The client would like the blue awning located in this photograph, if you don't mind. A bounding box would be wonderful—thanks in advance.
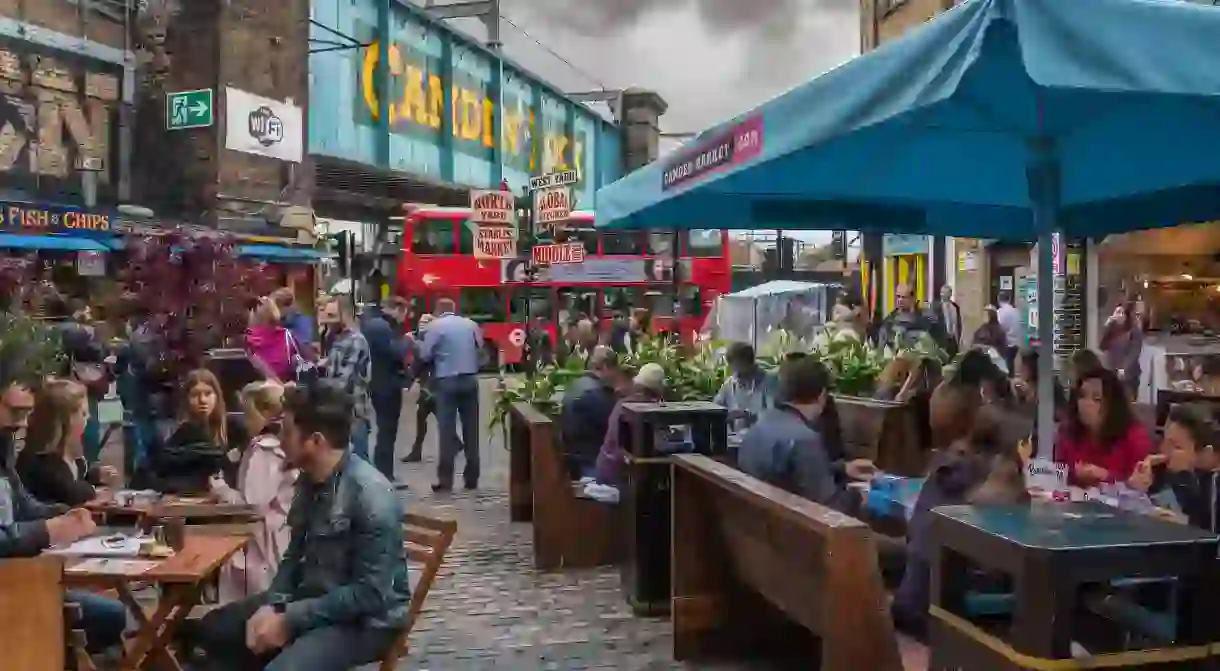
[0,233,109,252]
[236,244,324,262]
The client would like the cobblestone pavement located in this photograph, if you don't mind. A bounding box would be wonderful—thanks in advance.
[385,379,754,670]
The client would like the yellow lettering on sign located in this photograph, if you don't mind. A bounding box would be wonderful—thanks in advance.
[361,41,585,180]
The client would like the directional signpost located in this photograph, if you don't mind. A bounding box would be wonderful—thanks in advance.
[530,169,578,236]
[166,89,214,131]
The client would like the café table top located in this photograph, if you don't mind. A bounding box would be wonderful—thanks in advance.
[62,533,249,585]
[934,502,1220,551]
[87,493,258,520]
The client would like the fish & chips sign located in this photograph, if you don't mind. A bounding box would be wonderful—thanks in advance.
[470,189,516,259]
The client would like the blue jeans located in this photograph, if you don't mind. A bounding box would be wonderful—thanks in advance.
[433,374,480,487]
[65,590,127,651]
[193,593,397,671]
[350,418,370,461]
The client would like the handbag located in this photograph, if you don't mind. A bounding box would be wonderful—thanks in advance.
[285,330,318,384]
[71,361,110,395]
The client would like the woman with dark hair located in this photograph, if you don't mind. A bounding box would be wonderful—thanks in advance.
[1012,347,1066,409]
[1101,300,1144,398]
[971,306,1008,352]
[1056,367,1152,486]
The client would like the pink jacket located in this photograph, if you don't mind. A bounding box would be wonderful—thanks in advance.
[211,433,297,602]
[245,324,294,382]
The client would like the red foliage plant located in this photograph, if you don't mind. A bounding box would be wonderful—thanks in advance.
[120,233,278,380]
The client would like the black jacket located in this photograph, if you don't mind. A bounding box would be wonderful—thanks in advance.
[1150,468,1219,533]
[16,451,100,507]
[135,420,230,494]
[558,373,618,476]
[362,309,411,395]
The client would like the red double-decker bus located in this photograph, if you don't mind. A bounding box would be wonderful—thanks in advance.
[397,204,731,365]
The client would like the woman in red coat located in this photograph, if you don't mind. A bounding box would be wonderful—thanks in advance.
[1056,366,1152,485]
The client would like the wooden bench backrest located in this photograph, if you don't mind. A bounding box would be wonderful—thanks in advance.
[0,556,67,671]
[512,401,624,570]
[378,512,458,671]
[671,455,902,671]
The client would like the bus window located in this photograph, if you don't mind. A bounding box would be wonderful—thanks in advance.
[509,287,552,323]
[681,286,703,317]
[603,287,643,315]
[602,231,643,256]
[558,288,599,322]
[557,227,598,255]
[647,232,676,256]
[412,218,457,255]
[455,217,478,255]
[649,292,674,318]
[460,288,506,323]
[684,229,722,258]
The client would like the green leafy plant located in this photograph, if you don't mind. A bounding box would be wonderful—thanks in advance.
[0,311,65,388]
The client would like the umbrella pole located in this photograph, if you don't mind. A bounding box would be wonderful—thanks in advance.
[1030,150,1060,461]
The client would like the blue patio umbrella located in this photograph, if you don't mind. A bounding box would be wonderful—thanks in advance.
[595,0,1220,455]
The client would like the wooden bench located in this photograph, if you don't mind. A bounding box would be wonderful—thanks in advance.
[379,513,458,670]
[671,454,903,671]
[0,556,68,671]
[511,402,625,571]
[836,395,928,476]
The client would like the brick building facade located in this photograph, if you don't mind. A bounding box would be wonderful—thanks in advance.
[0,0,312,229]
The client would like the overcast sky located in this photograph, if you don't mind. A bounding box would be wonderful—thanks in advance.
[437,0,860,241]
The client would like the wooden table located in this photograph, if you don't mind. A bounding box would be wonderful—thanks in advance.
[61,533,250,671]
[929,502,1220,669]
[88,494,259,526]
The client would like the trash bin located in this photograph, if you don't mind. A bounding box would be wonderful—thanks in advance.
[618,401,727,616]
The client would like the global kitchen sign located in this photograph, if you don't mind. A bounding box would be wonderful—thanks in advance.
[662,116,764,191]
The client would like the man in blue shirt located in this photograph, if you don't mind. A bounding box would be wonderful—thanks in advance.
[416,297,484,492]
[192,380,409,671]
[737,356,858,511]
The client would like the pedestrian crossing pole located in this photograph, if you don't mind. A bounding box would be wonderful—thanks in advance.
[517,181,538,377]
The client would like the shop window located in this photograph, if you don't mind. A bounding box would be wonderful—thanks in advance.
[602,232,643,256]
[459,288,506,323]
[685,229,722,258]
[509,286,552,323]
[412,218,456,255]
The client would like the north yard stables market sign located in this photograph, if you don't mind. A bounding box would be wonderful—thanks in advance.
[360,41,588,179]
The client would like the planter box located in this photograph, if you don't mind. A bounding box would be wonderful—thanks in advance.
[834,395,928,476]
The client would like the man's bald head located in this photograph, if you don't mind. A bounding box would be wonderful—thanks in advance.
[587,346,618,374]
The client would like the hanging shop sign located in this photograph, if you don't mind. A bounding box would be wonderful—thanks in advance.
[225,88,304,163]
[470,189,517,259]
[0,201,112,233]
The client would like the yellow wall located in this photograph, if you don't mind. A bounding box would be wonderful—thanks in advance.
[883,254,926,313]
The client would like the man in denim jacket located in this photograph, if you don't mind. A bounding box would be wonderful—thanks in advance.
[193,380,410,671]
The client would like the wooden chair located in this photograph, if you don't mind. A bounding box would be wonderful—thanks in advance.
[378,513,458,671]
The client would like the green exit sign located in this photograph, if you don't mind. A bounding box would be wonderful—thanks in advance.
[166,89,214,130]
